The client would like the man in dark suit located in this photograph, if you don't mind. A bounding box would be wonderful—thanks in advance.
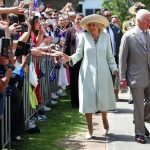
[63,13,84,108]
[101,10,123,101]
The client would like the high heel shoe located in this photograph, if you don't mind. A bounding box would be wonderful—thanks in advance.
[85,132,93,139]
[85,129,93,140]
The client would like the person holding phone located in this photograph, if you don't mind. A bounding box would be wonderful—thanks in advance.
[0,54,14,92]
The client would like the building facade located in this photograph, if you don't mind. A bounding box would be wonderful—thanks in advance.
[78,0,104,16]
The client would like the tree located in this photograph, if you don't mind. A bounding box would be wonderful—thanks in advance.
[102,0,150,23]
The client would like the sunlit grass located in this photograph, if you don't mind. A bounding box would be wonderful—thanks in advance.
[13,89,86,150]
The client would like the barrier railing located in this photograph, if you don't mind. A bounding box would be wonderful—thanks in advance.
[0,55,59,149]
[1,96,11,149]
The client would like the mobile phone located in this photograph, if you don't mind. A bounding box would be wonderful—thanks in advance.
[15,41,31,56]
[8,14,18,25]
[21,23,28,32]
[18,14,25,23]
[0,38,10,57]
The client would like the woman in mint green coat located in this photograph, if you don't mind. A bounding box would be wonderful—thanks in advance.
[60,14,119,139]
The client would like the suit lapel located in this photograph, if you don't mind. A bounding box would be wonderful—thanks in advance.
[147,30,150,51]
[71,28,76,40]
[134,28,147,51]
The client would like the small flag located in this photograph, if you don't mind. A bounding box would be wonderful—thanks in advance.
[33,0,39,10]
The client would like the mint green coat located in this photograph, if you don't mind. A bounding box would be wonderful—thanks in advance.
[70,31,117,113]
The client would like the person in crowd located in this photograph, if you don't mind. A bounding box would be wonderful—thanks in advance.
[111,15,121,28]
[68,11,76,26]
[63,13,84,108]
[122,20,133,33]
[63,14,72,29]
[128,2,146,28]
[0,54,14,113]
[29,15,47,108]
[59,14,118,139]
[119,9,150,144]
[0,52,14,149]
[0,26,30,141]
[60,1,75,15]
[101,9,123,101]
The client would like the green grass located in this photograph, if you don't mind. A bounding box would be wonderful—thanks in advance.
[13,90,86,150]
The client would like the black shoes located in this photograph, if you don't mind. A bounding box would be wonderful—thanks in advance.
[26,126,40,134]
[95,111,101,114]
[128,99,133,104]
[145,125,150,137]
[135,135,146,144]
[133,121,150,137]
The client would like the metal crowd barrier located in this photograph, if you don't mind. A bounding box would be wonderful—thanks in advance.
[1,96,11,150]
[39,56,59,103]
[0,55,60,149]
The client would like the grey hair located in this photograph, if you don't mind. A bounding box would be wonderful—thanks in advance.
[136,9,150,22]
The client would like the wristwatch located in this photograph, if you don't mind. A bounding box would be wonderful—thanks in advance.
[7,64,15,70]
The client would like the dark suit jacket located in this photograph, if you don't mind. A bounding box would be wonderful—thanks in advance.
[63,27,76,56]
[0,28,5,38]
[109,23,123,64]
[63,27,82,108]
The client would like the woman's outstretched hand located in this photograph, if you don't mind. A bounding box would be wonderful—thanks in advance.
[60,53,72,64]
[51,51,72,64]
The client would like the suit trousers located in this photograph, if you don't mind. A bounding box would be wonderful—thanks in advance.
[131,84,150,136]
[69,60,82,108]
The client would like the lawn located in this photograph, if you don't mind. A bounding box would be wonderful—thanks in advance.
[12,90,86,150]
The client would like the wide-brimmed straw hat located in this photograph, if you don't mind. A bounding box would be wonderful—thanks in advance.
[80,14,109,31]
[128,2,146,15]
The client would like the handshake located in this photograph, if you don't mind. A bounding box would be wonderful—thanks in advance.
[53,51,71,64]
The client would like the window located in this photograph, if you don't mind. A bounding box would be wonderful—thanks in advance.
[85,9,94,15]
[77,4,83,13]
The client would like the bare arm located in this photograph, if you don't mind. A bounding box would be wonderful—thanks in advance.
[0,68,13,92]
[0,55,14,92]
[0,7,24,15]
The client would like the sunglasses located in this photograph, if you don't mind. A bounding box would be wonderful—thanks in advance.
[105,14,111,17]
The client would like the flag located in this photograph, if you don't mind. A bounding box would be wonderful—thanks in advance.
[33,0,39,10]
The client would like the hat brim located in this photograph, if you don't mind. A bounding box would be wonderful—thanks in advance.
[80,14,109,31]
[128,5,136,15]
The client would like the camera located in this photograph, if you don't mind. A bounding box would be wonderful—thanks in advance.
[15,41,31,56]
[0,38,11,57]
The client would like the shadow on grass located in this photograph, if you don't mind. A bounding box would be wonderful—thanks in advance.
[13,90,87,150]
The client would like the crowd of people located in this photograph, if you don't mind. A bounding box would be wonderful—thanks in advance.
[0,0,79,147]
[0,0,150,148]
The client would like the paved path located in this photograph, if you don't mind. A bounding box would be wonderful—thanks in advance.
[69,90,150,150]
[106,91,150,150]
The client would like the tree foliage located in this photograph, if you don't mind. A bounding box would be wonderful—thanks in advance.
[102,0,150,22]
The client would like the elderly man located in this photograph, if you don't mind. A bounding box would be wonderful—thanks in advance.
[119,9,150,144]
